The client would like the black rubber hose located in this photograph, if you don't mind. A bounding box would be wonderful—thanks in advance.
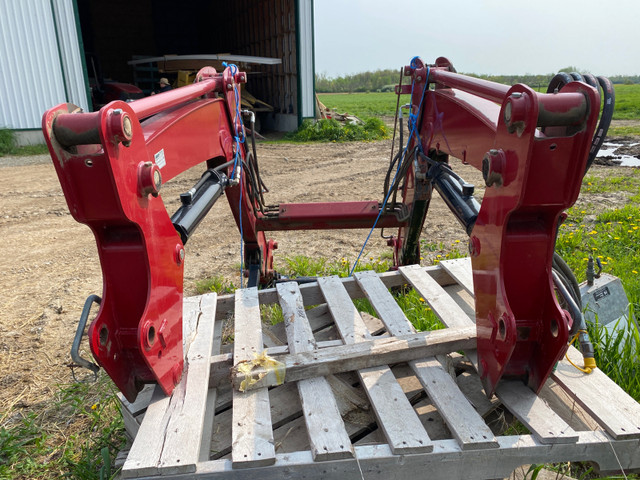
[546,72,573,93]
[581,73,599,88]
[569,72,584,82]
[553,251,582,309]
[585,75,615,172]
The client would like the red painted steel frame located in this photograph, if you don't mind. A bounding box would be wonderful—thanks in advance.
[43,57,599,401]
[404,57,599,394]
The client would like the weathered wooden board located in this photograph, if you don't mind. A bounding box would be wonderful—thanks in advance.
[230,325,476,390]
[214,265,457,319]
[277,282,353,461]
[120,262,640,480]
[231,288,276,468]
[122,294,218,477]
[411,262,579,447]
[495,381,578,444]
[552,346,640,439]
[439,257,474,295]
[354,269,498,450]
[318,275,433,454]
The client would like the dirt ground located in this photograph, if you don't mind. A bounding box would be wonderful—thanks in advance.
[0,127,637,420]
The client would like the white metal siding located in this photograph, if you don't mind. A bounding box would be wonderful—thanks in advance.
[52,0,89,113]
[298,0,314,119]
[0,0,88,130]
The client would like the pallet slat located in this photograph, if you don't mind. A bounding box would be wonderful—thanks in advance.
[120,262,640,479]
[440,257,474,295]
[354,270,499,450]
[552,346,640,439]
[229,325,476,390]
[318,275,433,454]
[232,288,276,468]
[277,282,353,461]
[122,294,217,477]
[159,294,219,473]
[495,381,579,444]
[403,264,579,446]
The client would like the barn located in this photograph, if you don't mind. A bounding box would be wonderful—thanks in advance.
[0,0,315,145]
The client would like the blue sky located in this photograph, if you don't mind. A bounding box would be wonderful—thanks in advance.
[314,0,640,77]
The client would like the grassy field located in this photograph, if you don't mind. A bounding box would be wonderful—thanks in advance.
[318,83,640,123]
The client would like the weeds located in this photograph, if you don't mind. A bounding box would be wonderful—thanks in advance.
[608,125,640,137]
[196,275,236,295]
[284,118,388,142]
[0,129,17,155]
[0,128,49,157]
[0,374,125,479]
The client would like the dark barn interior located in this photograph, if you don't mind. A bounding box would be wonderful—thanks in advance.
[76,0,300,124]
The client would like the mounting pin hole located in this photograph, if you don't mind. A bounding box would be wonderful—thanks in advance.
[550,319,559,338]
[147,325,156,346]
[99,326,108,346]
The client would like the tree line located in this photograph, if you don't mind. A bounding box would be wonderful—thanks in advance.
[316,68,640,93]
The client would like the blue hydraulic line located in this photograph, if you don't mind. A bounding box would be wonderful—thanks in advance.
[223,62,247,287]
[349,63,430,276]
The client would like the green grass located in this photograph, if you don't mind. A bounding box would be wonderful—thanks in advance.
[608,125,640,137]
[0,129,49,157]
[556,204,640,400]
[317,92,398,118]
[0,374,125,479]
[0,128,17,155]
[582,170,640,195]
[195,275,236,295]
[612,84,640,120]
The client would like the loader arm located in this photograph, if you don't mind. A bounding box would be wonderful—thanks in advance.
[395,57,601,394]
[42,67,250,401]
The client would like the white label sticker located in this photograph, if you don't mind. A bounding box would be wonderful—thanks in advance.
[154,149,166,169]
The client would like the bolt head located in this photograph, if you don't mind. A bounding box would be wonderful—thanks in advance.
[138,162,162,197]
[174,244,185,265]
[122,115,132,139]
[109,110,133,146]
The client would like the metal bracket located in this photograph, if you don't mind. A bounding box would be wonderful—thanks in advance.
[70,294,102,377]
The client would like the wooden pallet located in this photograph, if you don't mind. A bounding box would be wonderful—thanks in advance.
[118,258,640,479]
